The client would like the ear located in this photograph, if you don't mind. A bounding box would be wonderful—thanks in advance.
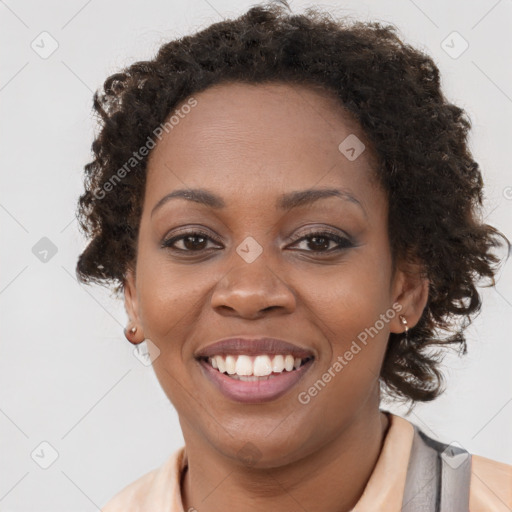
[389,260,429,334]
[123,267,145,344]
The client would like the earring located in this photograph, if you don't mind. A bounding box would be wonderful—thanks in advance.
[399,315,410,345]
[124,325,137,338]
[124,325,143,345]
[399,315,408,334]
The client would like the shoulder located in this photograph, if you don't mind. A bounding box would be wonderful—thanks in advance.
[101,467,160,511]
[388,412,512,511]
[470,454,512,512]
[101,447,186,512]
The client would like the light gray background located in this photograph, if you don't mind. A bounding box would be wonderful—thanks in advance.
[1,0,511,510]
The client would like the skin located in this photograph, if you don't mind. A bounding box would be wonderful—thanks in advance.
[124,81,429,512]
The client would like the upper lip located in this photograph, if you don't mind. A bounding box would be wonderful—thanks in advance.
[195,337,315,359]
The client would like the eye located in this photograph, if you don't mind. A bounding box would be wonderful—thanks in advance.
[288,230,354,254]
[161,229,221,253]
[161,228,354,255]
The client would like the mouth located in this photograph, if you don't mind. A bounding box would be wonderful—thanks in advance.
[199,353,314,380]
[196,351,315,404]
[194,337,316,403]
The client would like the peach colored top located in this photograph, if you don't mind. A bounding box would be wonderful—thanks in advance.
[101,413,512,511]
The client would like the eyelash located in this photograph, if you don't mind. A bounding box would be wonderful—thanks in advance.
[161,228,354,255]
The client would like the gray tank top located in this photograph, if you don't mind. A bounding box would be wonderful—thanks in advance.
[401,423,472,511]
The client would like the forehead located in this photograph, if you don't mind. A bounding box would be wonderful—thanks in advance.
[145,81,380,205]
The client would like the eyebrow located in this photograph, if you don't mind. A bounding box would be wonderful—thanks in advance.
[150,187,367,218]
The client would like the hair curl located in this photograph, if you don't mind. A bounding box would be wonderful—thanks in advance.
[76,1,510,402]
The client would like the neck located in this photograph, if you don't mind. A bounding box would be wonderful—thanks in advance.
[181,407,390,512]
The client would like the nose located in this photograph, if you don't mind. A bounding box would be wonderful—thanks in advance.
[210,257,296,319]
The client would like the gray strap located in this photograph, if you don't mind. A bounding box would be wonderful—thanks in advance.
[401,425,472,512]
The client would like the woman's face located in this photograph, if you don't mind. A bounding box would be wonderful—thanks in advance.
[124,81,426,467]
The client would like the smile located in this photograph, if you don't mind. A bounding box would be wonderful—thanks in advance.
[203,353,313,378]
[197,354,315,403]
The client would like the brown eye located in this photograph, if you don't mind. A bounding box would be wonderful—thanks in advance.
[161,231,220,253]
[289,230,354,253]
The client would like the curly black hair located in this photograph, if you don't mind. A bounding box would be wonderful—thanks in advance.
[75,1,510,403]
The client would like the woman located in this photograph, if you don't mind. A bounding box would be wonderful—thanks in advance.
[75,3,511,511]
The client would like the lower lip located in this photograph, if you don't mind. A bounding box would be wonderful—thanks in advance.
[197,358,314,404]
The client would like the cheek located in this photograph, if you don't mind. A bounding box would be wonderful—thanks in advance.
[138,273,203,346]
[135,239,204,347]
[294,250,393,388]
[298,253,392,335]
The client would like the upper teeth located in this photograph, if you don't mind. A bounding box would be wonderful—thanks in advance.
[207,354,307,377]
